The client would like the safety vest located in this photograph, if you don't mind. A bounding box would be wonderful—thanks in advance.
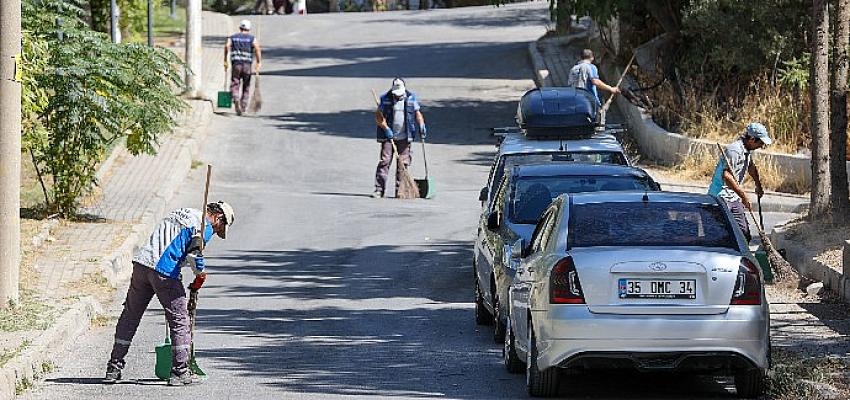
[376,91,418,141]
[230,33,255,65]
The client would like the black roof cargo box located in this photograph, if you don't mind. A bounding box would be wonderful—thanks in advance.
[516,87,598,137]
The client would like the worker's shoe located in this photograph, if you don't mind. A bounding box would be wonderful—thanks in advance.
[167,371,203,386]
[103,365,122,384]
[370,190,384,198]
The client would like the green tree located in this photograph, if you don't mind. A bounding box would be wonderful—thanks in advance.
[22,0,186,216]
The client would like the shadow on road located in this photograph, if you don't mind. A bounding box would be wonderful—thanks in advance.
[262,98,518,149]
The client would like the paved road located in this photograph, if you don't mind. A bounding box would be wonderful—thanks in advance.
[22,4,796,399]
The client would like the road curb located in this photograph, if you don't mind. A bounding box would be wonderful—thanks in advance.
[0,297,101,400]
[771,227,850,301]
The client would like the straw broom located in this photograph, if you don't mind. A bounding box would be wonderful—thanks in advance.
[371,89,420,199]
[248,72,262,113]
[715,143,797,283]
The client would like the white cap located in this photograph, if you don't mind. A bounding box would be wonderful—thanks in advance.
[209,201,235,239]
[390,78,406,96]
[239,19,251,30]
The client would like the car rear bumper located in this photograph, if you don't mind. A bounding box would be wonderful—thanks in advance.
[532,305,769,371]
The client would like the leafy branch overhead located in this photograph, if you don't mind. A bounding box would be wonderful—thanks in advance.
[21,0,187,217]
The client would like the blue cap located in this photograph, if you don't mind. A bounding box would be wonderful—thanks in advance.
[745,122,772,145]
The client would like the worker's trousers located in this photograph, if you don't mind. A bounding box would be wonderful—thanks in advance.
[108,263,192,375]
[230,63,253,112]
[374,139,411,196]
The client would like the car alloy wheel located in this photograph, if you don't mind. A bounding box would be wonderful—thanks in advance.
[493,295,506,343]
[474,278,491,326]
[503,316,524,373]
[526,322,559,397]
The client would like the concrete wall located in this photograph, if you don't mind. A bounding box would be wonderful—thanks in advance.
[602,65,850,193]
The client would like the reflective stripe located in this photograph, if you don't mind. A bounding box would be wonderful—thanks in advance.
[114,338,132,346]
[172,344,191,350]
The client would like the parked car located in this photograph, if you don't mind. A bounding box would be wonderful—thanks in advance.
[473,163,661,343]
[478,131,630,211]
[504,191,770,398]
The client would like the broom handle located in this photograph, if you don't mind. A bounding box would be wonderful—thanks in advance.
[199,165,212,252]
[600,53,636,113]
[420,137,429,178]
[715,143,764,232]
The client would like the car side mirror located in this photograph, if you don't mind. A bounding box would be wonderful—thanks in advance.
[510,240,523,259]
[486,211,502,232]
[479,187,488,202]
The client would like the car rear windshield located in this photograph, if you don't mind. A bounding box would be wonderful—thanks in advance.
[509,176,655,224]
[568,202,739,249]
[493,152,628,190]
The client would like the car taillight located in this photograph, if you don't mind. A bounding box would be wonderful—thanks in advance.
[550,256,585,304]
[731,258,762,305]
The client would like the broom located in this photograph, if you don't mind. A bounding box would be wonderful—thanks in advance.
[599,53,636,125]
[248,72,262,113]
[248,19,262,114]
[371,89,420,199]
[715,143,797,283]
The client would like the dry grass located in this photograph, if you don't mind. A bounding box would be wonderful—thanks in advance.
[641,75,813,156]
[767,349,849,400]
[64,272,115,304]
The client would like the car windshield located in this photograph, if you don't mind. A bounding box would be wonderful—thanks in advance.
[508,176,654,224]
[568,202,739,249]
[493,152,628,191]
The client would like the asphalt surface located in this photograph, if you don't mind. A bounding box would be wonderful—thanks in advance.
[22,4,798,399]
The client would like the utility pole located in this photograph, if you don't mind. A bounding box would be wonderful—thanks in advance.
[185,0,202,97]
[147,0,154,46]
[110,0,120,43]
[0,0,22,306]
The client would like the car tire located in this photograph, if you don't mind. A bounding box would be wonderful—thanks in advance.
[493,295,506,343]
[503,316,525,373]
[527,323,559,397]
[475,278,492,326]
[734,369,765,398]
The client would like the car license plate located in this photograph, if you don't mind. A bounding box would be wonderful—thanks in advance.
[618,279,696,299]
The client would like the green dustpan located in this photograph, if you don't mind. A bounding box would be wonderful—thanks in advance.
[155,312,206,380]
[416,138,435,199]
[154,340,207,379]
[217,66,232,108]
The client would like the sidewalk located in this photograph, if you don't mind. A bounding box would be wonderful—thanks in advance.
[0,12,235,399]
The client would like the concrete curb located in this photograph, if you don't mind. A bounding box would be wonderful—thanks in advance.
[771,228,850,302]
[100,99,213,287]
[0,297,101,399]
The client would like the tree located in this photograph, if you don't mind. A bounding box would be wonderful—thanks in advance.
[551,0,571,34]
[810,0,831,217]
[829,0,850,220]
[23,0,186,216]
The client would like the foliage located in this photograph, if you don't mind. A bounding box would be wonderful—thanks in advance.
[678,0,809,88]
[777,54,810,92]
[22,0,186,217]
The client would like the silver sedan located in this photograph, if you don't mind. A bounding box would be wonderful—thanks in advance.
[504,191,770,398]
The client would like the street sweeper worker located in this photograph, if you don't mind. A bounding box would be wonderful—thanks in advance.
[708,122,772,242]
[372,77,427,198]
[104,201,235,386]
[224,19,262,116]
[567,48,620,105]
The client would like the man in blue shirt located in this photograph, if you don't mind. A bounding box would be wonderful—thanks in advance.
[104,201,235,386]
[567,49,621,105]
[372,78,427,198]
[708,122,772,242]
